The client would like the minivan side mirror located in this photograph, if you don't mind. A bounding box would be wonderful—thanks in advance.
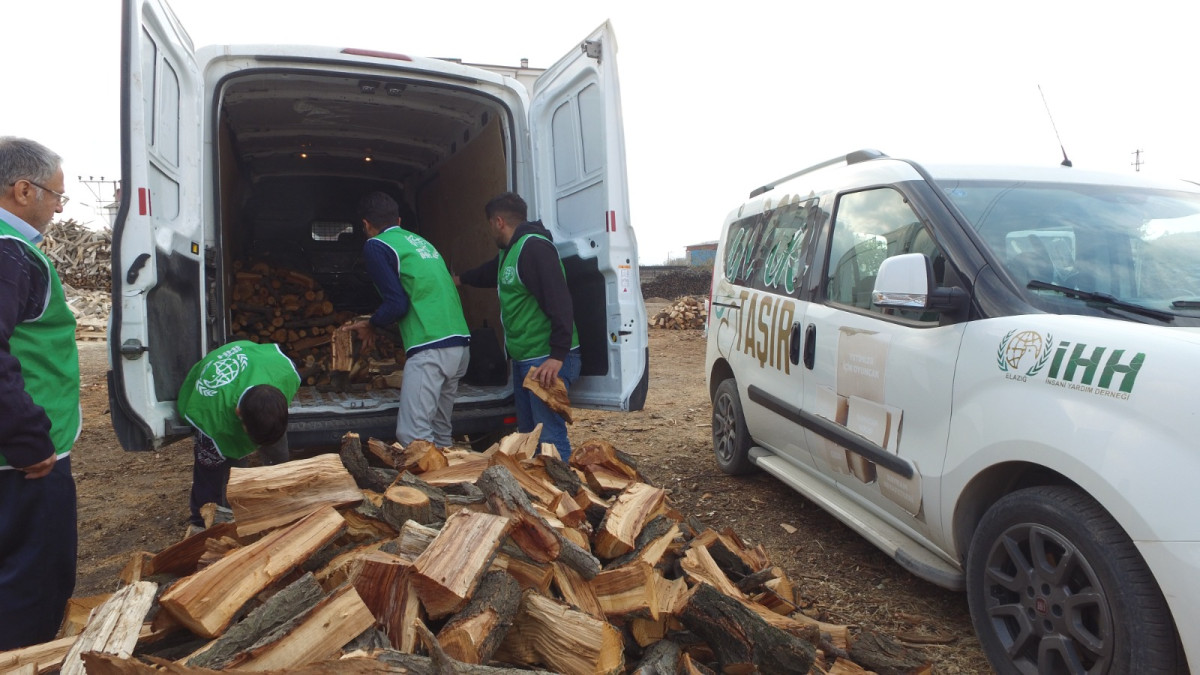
[873,253,967,313]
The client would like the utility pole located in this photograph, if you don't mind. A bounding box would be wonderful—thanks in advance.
[78,176,121,227]
[1131,149,1143,173]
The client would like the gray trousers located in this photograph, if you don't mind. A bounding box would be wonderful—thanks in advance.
[397,344,469,447]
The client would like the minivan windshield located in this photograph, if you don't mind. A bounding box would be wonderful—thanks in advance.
[938,179,1200,322]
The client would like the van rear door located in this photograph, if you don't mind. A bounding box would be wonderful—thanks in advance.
[110,0,203,450]
[530,21,648,411]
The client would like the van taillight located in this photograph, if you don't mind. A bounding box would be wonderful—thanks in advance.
[341,48,413,62]
[503,416,517,426]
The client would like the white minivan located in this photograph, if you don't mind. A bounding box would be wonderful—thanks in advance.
[109,0,648,452]
[706,150,1198,673]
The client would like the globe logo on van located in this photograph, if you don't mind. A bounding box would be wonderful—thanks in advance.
[997,329,1053,377]
[196,349,249,397]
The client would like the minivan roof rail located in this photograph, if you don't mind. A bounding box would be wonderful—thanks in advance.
[749,149,887,198]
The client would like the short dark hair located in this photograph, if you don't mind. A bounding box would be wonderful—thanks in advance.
[240,384,289,446]
[358,191,400,228]
[484,192,527,223]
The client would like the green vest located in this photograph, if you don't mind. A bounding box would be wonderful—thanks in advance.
[177,341,300,459]
[497,233,579,361]
[0,219,81,467]
[374,228,468,353]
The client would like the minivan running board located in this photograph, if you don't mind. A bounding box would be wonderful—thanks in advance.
[749,447,964,591]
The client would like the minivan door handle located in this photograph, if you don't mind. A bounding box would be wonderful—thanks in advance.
[803,323,817,370]
[789,322,803,365]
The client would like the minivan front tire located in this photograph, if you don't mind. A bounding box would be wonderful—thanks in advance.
[966,486,1182,674]
[712,378,755,475]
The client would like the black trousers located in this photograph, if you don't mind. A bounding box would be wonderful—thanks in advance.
[0,456,76,650]
[189,432,289,526]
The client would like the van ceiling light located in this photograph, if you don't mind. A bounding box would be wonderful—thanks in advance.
[359,80,380,95]
[299,152,308,159]
[385,82,406,97]
[364,156,373,162]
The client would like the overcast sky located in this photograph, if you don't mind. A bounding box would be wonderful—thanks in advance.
[5,0,1197,263]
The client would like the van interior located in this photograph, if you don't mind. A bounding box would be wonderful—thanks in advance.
[211,69,523,419]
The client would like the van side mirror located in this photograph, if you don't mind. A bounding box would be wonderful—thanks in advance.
[872,253,967,313]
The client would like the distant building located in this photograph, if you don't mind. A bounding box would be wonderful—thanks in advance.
[686,241,718,266]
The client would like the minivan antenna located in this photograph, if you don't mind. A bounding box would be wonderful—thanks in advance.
[1038,84,1072,167]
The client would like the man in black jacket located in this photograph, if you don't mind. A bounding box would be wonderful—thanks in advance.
[456,193,581,459]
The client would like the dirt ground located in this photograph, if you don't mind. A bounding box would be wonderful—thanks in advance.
[71,305,990,672]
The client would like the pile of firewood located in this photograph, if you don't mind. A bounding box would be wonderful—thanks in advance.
[63,284,111,341]
[650,296,707,330]
[229,260,400,389]
[2,429,932,674]
[41,219,112,293]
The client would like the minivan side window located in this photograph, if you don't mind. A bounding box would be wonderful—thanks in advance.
[826,187,945,321]
[723,198,815,298]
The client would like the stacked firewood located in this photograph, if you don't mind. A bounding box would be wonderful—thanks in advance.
[229,260,399,389]
[63,284,111,341]
[651,296,707,330]
[2,429,932,674]
[40,219,112,293]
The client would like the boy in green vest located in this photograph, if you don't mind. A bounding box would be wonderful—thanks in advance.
[0,137,81,649]
[456,192,581,460]
[344,192,470,447]
[177,341,300,528]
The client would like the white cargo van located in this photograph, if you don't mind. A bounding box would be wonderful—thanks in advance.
[706,150,1199,673]
[109,0,648,452]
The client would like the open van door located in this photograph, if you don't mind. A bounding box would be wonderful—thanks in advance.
[530,21,648,411]
[109,0,204,450]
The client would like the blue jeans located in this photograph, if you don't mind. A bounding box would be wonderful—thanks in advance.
[512,349,581,461]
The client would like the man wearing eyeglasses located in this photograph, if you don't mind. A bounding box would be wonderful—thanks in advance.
[0,136,80,649]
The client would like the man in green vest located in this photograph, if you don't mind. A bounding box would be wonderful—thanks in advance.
[456,192,581,460]
[178,340,300,529]
[0,137,81,649]
[344,192,470,448]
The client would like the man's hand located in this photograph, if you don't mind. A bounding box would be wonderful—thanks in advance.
[20,453,56,480]
[343,319,377,351]
[530,358,563,388]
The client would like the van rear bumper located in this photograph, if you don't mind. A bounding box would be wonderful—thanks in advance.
[283,401,517,451]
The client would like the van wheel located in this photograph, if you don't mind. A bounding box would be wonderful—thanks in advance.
[712,379,755,475]
[966,486,1182,675]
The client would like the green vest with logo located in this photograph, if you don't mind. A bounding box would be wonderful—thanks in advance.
[497,233,579,361]
[374,228,469,353]
[0,219,82,467]
[177,341,300,460]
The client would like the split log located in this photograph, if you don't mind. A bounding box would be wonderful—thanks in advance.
[570,438,642,482]
[226,453,362,537]
[331,327,354,372]
[630,639,683,675]
[676,582,816,674]
[232,584,376,671]
[594,482,666,559]
[59,581,157,675]
[410,509,515,619]
[476,465,601,580]
[339,432,395,493]
[0,636,75,673]
[143,522,241,578]
[187,572,325,669]
[551,562,605,620]
[680,545,745,600]
[590,561,659,621]
[847,630,934,675]
[395,519,440,560]
[489,449,561,506]
[605,515,679,569]
[495,590,624,675]
[537,454,584,496]
[494,425,542,459]
[436,569,521,664]
[61,594,111,637]
[159,506,346,638]
[736,565,785,595]
[416,454,491,487]
[492,552,555,594]
[352,553,422,653]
